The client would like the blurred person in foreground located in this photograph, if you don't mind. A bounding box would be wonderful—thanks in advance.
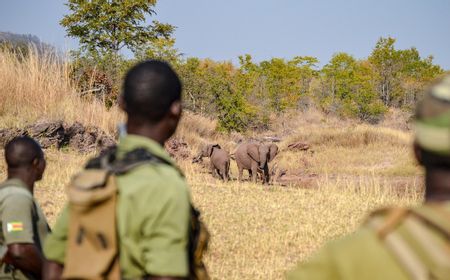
[43,60,209,280]
[0,136,49,279]
[287,75,450,280]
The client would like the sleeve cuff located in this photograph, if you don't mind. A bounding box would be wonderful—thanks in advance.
[144,249,189,277]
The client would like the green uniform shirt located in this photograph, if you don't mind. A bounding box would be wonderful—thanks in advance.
[287,202,450,280]
[0,178,50,279]
[44,135,191,279]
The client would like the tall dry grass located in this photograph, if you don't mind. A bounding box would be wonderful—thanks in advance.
[0,148,421,280]
[0,47,123,133]
[182,163,421,279]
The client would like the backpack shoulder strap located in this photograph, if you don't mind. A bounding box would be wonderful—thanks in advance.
[111,148,173,175]
[410,204,450,238]
[368,207,409,239]
[367,205,450,280]
[85,146,175,175]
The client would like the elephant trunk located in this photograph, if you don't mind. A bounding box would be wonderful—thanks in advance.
[192,153,202,163]
[259,153,267,170]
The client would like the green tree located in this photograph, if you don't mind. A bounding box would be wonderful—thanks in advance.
[368,37,443,107]
[135,37,182,66]
[210,65,255,133]
[256,56,318,113]
[61,0,175,105]
[368,37,401,106]
[61,0,174,56]
[321,53,386,122]
[396,47,443,107]
[236,54,263,107]
[177,58,215,114]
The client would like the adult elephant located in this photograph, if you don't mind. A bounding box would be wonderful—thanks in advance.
[234,142,279,184]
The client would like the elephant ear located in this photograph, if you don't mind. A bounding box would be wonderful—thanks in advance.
[206,144,214,157]
[247,143,260,162]
[268,144,279,162]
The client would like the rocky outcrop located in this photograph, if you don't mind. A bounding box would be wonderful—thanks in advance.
[0,121,197,160]
[64,122,115,153]
[0,128,27,147]
[27,121,65,148]
[0,121,115,153]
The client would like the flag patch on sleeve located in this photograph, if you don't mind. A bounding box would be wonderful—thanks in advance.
[7,222,24,232]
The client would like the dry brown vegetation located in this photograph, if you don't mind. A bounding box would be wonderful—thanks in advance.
[0,47,123,133]
[0,49,423,279]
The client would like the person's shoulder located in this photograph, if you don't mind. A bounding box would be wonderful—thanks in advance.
[0,185,33,203]
[323,207,410,263]
[0,187,35,216]
[325,226,378,258]
[287,228,394,280]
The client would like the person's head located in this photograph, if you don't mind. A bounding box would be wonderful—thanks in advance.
[4,136,46,183]
[414,75,450,199]
[120,60,182,142]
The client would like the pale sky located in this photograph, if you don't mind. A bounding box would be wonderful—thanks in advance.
[1,0,449,69]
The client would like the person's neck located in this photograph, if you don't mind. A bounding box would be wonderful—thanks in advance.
[425,168,450,202]
[7,170,35,193]
[126,121,168,146]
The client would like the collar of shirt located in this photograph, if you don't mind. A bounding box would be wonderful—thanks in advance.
[0,178,31,194]
[116,134,175,166]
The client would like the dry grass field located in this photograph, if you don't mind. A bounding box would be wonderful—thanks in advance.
[0,49,423,279]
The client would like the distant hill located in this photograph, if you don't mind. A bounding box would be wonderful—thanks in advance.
[0,31,54,52]
[0,31,41,44]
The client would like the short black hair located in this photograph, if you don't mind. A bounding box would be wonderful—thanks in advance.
[4,136,43,168]
[122,60,182,122]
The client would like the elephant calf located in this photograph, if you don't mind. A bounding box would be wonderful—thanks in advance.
[193,144,230,182]
[234,142,279,184]
[257,163,287,184]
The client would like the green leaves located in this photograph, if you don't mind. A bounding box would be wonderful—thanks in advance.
[178,37,442,130]
[60,2,443,130]
[369,37,443,107]
[315,37,443,122]
[321,52,386,122]
[61,0,174,56]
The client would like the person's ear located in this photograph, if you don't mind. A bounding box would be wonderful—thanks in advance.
[33,157,46,181]
[32,157,40,167]
[413,142,423,165]
[169,100,182,118]
[31,157,40,176]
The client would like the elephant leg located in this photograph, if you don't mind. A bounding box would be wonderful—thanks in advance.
[210,162,218,178]
[250,162,258,183]
[263,165,270,185]
[237,163,243,182]
[217,167,224,180]
[219,166,226,182]
[248,169,253,181]
[216,168,222,179]
[224,161,230,182]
